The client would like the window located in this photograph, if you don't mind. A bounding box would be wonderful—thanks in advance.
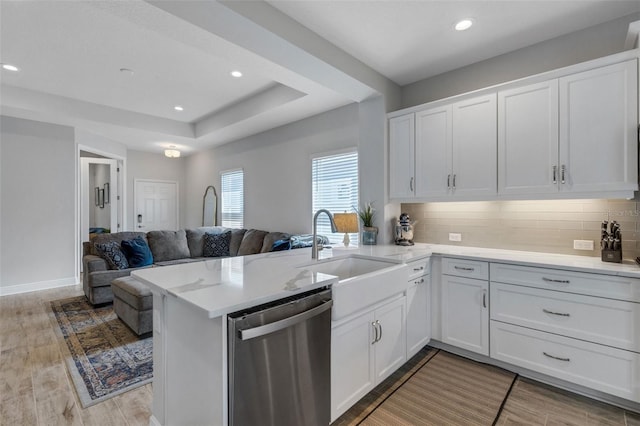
[221,169,244,228]
[312,150,358,244]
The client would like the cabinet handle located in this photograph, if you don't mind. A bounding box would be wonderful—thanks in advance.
[453,174,456,189]
[410,177,414,192]
[482,291,487,308]
[413,266,424,272]
[543,352,570,362]
[552,165,557,184]
[454,266,475,271]
[542,277,570,284]
[561,165,566,184]
[542,309,570,317]
[447,174,451,189]
[414,278,425,285]
[377,321,382,343]
[371,321,378,345]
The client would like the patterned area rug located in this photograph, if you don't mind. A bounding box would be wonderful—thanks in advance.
[50,296,153,408]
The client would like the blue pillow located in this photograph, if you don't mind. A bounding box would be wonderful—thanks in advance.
[95,241,130,270]
[203,231,231,257]
[121,236,154,268]
[271,239,291,252]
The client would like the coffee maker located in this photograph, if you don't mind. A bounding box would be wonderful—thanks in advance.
[395,213,415,246]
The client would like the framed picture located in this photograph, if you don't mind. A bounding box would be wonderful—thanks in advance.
[95,187,100,206]
[104,182,110,204]
[99,189,105,208]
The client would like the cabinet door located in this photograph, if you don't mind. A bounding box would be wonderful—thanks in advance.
[415,106,452,198]
[406,276,431,359]
[451,94,498,198]
[331,311,375,422]
[374,297,406,383]
[559,60,638,194]
[441,275,489,355]
[498,80,559,195]
[389,113,415,199]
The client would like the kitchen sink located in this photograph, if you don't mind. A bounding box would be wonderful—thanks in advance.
[298,255,408,320]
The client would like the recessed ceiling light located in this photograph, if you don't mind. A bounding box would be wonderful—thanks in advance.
[231,70,243,78]
[174,105,184,111]
[454,19,473,31]
[2,64,20,72]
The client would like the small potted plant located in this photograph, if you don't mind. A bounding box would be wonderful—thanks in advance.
[356,202,377,245]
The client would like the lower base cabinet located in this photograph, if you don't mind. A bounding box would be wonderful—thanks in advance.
[406,273,431,359]
[331,295,406,422]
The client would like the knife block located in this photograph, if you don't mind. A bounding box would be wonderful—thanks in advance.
[601,247,622,263]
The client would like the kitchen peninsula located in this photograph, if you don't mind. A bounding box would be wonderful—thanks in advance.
[134,243,640,425]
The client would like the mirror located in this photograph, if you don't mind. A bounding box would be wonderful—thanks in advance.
[203,186,217,226]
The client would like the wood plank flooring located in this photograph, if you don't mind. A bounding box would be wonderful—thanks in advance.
[2,284,639,425]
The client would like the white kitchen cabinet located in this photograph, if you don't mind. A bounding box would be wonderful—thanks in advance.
[389,113,415,199]
[406,273,431,359]
[558,60,638,194]
[331,295,406,422]
[414,105,451,198]
[498,80,559,195]
[441,259,489,356]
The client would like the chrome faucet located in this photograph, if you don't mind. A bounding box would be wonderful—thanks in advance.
[312,209,338,259]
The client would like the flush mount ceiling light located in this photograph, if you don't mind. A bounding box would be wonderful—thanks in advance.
[164,146,181,158]
[454,19,474,31]
[174,105,184,111]
[1,63,20,72]
[230,70,243,78]
[119,68,134,75]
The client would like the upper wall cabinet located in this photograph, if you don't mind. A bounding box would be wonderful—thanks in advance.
[389,113,415,199]
[498,60,638,197]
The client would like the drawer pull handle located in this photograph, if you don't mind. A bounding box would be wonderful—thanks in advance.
[542,277,570,284]
[543,352,570,362]
[454,266,475,271]
[482,291,487,308]
[413,266,424,272]
[415,278,425,285]
[542,309,570,317]
[371,321,378,345]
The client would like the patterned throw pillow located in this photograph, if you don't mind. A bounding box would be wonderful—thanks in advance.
[95,241,130,270]
[203,231,231,257]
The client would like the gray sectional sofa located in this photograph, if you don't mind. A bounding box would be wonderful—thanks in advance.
[82,226,291,305]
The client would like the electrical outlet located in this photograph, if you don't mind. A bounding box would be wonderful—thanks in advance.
[449,233,462,242]
[573,240,594,251]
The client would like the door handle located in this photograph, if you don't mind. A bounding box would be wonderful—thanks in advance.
[414,278,425,285]
[561,165,566,184]
[552,165,557,184]
[239,300,333,340]
[410,177,414,192]
[452,174,456,189]
[482,290,487,308]
[371,321,378,345]
[447,174,451,189]
[377,321,382,343]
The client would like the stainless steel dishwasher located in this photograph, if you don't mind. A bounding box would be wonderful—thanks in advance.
[228,287,332,426]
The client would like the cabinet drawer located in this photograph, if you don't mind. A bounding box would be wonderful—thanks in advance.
[407,259,430,280]
[491,283,640,351]
[442,257,488,280]
[490,321,640,403]
[490,263,640,302]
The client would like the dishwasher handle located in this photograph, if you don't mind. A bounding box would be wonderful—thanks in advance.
[238,299,333,341]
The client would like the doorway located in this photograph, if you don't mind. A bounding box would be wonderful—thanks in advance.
[134,180,179,231]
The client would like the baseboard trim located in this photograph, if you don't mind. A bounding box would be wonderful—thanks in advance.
[0,276,78,296]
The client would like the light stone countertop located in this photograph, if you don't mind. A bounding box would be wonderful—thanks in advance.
[133,242,640,319]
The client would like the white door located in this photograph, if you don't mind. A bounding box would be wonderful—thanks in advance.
[389,113,415,199]
[415,105,451,198]
[498,80,559,195]
[451,94,498,198]
[441,275,489,356]
[135,180,178,231]
[373,297,406,383]
[406,276,431,359]
[559,60,638,194]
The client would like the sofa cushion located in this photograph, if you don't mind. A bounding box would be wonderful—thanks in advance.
[203,231,231,257]
[112,277,152,311]
[229,229,247,257]
[186,226,228,257]
[147,230,190,262]
[95,241,130,270]
[121,236,154,268]
[261,232,292,253]
[90,232,147,256]
[237,229,268,256]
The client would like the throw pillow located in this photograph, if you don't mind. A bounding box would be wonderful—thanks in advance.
[203,231,231,257]
[95,241,129,270]
[121,236,154,268]
[271,239,291,252]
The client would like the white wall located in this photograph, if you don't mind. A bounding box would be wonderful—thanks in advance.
[0,116,76,294]
[184,103,359,234]
[401,13,640,108]
[91,163,111,228]
[126,150,187,230]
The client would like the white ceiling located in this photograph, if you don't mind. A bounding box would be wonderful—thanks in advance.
[1,0,638,155]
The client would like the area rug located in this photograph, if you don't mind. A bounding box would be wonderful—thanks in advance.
[50,296,153,408]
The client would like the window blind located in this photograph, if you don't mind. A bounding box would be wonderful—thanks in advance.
[312,150,359,244]
[221,169,244,228]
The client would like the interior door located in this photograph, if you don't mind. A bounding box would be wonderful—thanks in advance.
[135,180,178,231]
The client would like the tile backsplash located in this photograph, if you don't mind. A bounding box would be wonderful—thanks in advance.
[401,199,640,261]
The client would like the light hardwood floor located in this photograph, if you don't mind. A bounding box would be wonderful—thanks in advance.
[2,284,639,426]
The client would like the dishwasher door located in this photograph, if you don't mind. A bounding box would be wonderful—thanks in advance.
[228,288,332,426]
